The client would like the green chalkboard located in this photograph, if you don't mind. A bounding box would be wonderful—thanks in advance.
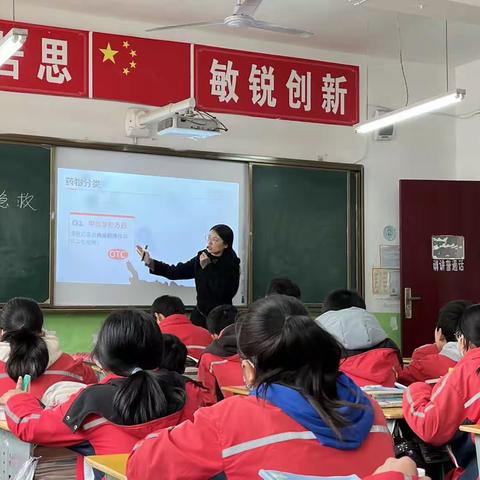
[0,143,51,303]
[251,164,361,303]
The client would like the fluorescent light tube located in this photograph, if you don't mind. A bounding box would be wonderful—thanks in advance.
[0,28,28,67]
[355,89,466,134]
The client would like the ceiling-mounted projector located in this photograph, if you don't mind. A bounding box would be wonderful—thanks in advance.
[125,97,227,140]
[156,113,222,139]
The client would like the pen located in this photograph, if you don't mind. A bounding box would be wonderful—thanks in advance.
[141,245,148,261]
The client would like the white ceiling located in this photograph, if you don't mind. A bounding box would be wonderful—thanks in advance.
[10,0,480,66]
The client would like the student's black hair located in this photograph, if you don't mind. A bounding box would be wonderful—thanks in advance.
[162,334,187,374]
[92,309,186,425]
[206,304,238,335]
[267,277,301,299]
[236,294,352,436]
[0,297,49,381]
[322,289,366,312]
[151,295,185,317]
[437,300,473,342]
[457,304,480,353]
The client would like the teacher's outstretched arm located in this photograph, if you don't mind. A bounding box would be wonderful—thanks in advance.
[136,245,196,280]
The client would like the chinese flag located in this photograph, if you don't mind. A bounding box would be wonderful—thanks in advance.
[91,32,190,106]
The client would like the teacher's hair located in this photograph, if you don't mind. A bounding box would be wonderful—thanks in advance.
[0,297,49,381]
[92,309,186,424]
[236,294,350,435]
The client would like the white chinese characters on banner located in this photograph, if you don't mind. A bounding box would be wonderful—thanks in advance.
[248,64,276,107]
[321,73,347,115]
[209,59,239,103]
[0,30,24,80]
[37,38,72,84]
[286,69,311,111]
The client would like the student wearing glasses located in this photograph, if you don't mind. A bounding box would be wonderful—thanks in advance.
[398,300,472,385]
[403,304,480,479]
[137,224,240,328]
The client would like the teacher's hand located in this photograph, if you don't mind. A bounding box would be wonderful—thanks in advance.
[136,245,151,266]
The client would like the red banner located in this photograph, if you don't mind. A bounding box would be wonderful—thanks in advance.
[91,32,190,106]
[0,21,88,97]
[194,45,359,126]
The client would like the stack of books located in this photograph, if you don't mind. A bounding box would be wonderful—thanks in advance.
[361,385,404,408]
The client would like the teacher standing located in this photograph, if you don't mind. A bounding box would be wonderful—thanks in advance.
[136,224,240,328]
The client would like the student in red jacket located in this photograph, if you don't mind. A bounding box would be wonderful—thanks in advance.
[0,297,96,399]
[198,304,242,403]
[127,295,394,480]
[315,289,402,387]
[403,304,480,479]
[399,300,471,385]
[161,333,210,403]
[0,309,204,480]
[152,295,212,360]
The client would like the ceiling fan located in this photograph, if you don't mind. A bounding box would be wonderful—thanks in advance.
[146,0,313,37]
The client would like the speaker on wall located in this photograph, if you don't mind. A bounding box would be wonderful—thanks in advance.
[373,109,395,141]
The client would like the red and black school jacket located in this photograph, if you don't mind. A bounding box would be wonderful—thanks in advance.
[0,334,96,399]
[5,372,204,479]
[198,353,244,404]
[398,342,459,385]
[127,378,394,480]
[159,314,212,360]
[403,347,480,446]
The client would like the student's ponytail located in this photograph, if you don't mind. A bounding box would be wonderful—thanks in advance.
[0,297,48,380]
[93,309,187,424]
[237,294,353,436]
[3,329,49,380]
[113,369,186,425]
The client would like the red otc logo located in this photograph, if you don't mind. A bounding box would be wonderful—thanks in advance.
[108,249,128,260]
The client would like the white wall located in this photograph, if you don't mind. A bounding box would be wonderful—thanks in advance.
[455,58,480,180]
[0,7,458,313]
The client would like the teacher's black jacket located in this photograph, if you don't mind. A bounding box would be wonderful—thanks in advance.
[149,250,240,316]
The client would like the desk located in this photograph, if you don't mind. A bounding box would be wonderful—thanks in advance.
[381,407,403,434]
[85,454,128,480]
[459,424,480,475]
[221,385,249,396]
[0,419,76,480]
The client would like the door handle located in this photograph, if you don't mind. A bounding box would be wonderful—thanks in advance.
[404,287,422,319]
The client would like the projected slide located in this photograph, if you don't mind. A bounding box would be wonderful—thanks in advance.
[55,167,240,304]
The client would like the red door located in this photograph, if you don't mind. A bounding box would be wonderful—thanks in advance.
[400,180,480,355]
